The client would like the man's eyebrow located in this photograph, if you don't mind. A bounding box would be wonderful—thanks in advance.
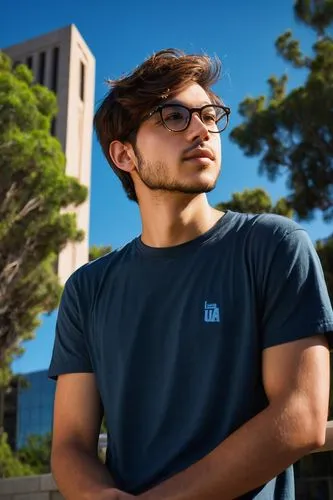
[164,100,213,107]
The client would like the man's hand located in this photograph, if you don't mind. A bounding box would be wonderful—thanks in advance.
[96,488,136,500]
[113,490,136,500]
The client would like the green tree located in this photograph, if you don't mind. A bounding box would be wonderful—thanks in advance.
[89,244,112,261]
[230,0,333,221]
[0,433,34,478]
[215,188,293,218]
[0,52,87,362]
[17,433,51,475]
[0,238,112,422]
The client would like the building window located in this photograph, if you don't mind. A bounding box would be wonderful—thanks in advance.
[51,47,59,93]
[38,52,46,85]
[80,61,85,101]
[26,56,33,70]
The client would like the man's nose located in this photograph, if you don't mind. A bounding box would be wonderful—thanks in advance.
[186,112,210,142]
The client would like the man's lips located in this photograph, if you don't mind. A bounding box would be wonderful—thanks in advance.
[183,148,215,161]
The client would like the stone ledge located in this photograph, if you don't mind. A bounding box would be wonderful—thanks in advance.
[40,475,58,492]
[0,476,40,495]
[50,493,63,500]
[0,475,63,499]
[12,494,50,500]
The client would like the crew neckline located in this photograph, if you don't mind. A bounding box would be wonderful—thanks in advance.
[135,210,235,258]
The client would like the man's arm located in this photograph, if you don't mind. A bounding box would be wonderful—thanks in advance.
[139,335,330,500]
[51,373,134,500]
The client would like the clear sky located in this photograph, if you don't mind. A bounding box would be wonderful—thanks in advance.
[1,0,330,374]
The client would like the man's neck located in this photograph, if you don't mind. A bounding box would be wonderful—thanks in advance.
[139,194,224,248]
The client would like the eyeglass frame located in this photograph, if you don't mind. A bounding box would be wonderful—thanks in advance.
[143,103,231,133]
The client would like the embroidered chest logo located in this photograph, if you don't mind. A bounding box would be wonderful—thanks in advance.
[204,301,220,323]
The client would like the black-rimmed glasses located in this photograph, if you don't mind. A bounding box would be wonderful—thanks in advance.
[145,104,231,133]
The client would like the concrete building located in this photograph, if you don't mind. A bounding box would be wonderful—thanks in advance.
[3,25,95,284]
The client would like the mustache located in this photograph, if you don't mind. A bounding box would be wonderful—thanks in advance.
[182,141,216,160]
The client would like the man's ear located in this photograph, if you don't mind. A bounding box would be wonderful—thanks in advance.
[109,140,136,172]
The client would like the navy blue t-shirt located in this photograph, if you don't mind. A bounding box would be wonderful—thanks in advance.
[49,211,333,498]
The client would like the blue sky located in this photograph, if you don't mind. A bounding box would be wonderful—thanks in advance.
[1,0,330,374]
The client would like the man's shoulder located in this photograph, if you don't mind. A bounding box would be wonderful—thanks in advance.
[238,211,298,232]
[229,211,302,242]
[66,239,137,294]
[224,212,309,271]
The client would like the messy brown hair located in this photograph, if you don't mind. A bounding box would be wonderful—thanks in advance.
[94,49,222,202]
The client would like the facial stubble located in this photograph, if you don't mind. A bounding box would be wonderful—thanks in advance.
[133,146,220,195]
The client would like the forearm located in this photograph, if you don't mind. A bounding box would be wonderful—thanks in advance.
[140,400,324,500]
[51,444,116,500]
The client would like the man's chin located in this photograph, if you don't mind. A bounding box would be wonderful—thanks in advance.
[171,181,217,195]
[140,175,219,195]
[186,176,219,193]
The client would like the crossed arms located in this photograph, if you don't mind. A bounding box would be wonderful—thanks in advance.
[51,334,330,500]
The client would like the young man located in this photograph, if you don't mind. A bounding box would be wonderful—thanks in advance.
[49,49,333,500]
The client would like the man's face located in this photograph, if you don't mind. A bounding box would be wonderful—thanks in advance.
[131,83,222,197]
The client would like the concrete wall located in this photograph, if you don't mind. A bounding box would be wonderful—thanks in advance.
[56,24,95,285]
[1,473,333,499]
[2,25,95,285]
[0,474,63,500]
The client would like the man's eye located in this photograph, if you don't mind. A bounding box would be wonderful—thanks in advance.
[165,112,184,122]
[203,113,216,123]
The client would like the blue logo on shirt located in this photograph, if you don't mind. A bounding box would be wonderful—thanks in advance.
[204,301,220,323]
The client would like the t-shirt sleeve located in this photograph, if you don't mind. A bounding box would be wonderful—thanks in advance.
[261,228,333,350]
[48,273,93,380]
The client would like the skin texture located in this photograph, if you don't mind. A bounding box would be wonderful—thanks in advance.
[109,83,224,248]
[51,83,331,499]
[51,373,118,500]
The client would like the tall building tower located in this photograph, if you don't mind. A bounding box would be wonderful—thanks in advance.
[3,25,95,284]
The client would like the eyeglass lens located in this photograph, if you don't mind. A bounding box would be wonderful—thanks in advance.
[160,105,228,132]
